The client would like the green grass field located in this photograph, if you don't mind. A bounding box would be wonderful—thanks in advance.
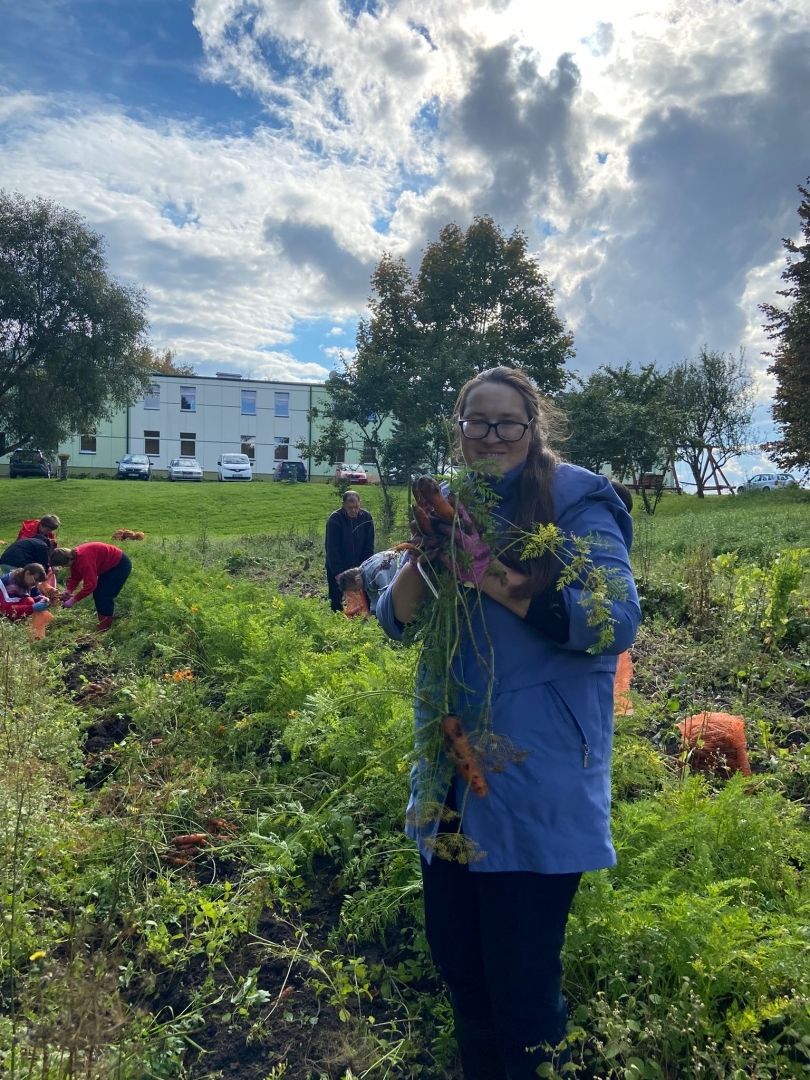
[2,477,807,558]
[0,477,393,545]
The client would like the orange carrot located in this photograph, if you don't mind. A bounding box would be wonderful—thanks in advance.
[172,833,208,847]
[413,478,456,523]
[441,715,489,797]
[207,817,237,834]
[412,505,434,535]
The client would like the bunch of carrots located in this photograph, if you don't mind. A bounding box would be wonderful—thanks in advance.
[400,477,493,805]
[161,818,237,867]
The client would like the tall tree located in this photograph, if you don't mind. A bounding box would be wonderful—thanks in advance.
[664,347,754,497]
[301,217,574,504]
[0,192,151,454]
[761,179,810,475]
[560,363,671,513]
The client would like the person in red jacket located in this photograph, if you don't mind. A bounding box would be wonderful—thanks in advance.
[16,515,61,541]
[49,543,131,632]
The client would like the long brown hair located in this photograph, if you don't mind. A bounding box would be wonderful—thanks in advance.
[12,563,47,587]
[453,366,564,598]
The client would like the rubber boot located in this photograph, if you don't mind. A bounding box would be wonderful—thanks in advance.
[453,1008,508,1080]
[94,615,114,633]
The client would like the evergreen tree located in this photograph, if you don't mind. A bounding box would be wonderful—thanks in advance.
[761,179,810,474]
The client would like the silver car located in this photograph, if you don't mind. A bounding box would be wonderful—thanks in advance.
[167,457,204,482]
[737,472,798,493]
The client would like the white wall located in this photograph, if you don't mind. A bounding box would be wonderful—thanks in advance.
[129,375,311,476]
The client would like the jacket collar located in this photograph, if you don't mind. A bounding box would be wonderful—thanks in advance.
[489,460,526,502]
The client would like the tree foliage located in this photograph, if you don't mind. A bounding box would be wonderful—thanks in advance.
[560,351,755,506]
[0,191,151,454]
[560,363,671,513]
[300,216,574,517]
[140,346,195,376]
[761,179,810,475]
[663,347,754,497]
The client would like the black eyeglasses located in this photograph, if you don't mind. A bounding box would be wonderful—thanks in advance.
[458,418,533,442]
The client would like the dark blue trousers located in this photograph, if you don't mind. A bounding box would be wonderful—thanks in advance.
[93,553,132,617]
[421,854,581,1079]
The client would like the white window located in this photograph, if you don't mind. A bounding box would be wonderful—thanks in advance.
[144,384,160,409]
[241,436,255,460]
[274,437,289,460]
[241,390,257,415]
[144,430,160,456]
[80,435,97,454]
[274,392,289,418]
[180,386,196,412]
[180,432,196,457]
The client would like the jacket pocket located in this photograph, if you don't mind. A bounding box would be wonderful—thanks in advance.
[547,683,590,768]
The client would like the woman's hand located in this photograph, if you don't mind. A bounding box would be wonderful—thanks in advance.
[32,599,49,611]
[62,595,76,609]
[437,501,492,586]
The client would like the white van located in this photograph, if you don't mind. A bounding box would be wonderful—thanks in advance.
[217,454,253,482]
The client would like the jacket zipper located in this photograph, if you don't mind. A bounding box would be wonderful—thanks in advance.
[548,685,590,768]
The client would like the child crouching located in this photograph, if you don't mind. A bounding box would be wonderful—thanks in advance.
[0,563,50,621]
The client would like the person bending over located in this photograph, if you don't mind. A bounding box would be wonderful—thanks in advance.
[16,515,61,542]
[0,535,54,574]
[50,543,132,633]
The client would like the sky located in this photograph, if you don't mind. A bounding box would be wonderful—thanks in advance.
[1,0,809,483]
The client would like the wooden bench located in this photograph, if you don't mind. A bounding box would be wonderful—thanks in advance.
[630,473,666,492]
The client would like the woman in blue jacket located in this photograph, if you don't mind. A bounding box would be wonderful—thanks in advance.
[375,367,641,1080]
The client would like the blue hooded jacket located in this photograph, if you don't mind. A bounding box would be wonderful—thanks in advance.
[375,462,641,874]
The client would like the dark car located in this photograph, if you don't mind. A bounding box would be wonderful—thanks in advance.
[273,460,308,482]
[8,449,53,478]
[116,454,152,480]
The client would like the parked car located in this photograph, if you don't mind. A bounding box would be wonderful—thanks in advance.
[167,457,203,482]
[335,463,367,484]
[737,472,798,493]
[218,453,253,482]
[274,460,308,482]
[8,449,53,479]
[116,454,152,480]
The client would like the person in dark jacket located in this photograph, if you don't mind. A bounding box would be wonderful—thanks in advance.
[324,490,374,612]
[376,367,641,1080]
[0,535,53,573]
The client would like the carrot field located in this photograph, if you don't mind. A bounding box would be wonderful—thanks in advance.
[2,482,810,1079]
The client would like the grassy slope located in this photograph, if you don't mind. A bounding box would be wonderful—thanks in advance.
[635,489,810,558]
[0,478,392,545]
[2,478,807,555]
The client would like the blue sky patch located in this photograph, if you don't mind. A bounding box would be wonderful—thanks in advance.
[0,0,264,131]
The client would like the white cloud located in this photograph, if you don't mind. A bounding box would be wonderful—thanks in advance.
[1,0,808,424]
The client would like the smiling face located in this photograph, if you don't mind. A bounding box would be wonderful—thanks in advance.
[458,381,533,475]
